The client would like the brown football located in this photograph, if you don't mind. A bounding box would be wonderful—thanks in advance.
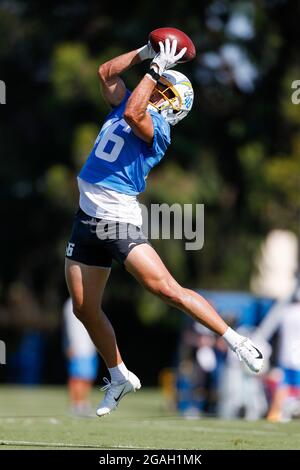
[149,27,196,63]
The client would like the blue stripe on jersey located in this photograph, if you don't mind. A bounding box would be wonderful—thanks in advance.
[79,90,171,195]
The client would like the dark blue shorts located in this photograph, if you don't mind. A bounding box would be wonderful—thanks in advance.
[65,208,150,268]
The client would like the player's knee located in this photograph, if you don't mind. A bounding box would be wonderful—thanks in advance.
[150,278,183,307]
[71,295,104,325]
[72,302,90,324]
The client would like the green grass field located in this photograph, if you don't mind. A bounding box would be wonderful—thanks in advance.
[0,385,299,450]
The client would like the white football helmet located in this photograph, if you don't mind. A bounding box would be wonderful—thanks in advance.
[148,70,194,126]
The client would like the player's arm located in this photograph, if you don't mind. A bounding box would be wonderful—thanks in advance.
[98,43,155,108]
[123,39,187,144]
[123,75,157,144]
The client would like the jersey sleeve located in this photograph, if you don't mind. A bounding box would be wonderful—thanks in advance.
[144,111,171,157]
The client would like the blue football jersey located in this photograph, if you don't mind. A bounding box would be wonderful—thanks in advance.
[79,90,171,195]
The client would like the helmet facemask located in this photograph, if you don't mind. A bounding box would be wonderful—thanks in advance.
[148,70,194,126]
[149,77,181,114]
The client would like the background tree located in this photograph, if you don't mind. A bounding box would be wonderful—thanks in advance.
[0,0,299,384]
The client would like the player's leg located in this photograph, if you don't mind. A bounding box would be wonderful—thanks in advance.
[63,295,100,415]
[68,378,93,415]
[268,368,300,422]
[125,244,228,334]
[267,385,289,422]
[125,244,264,373]
[67,353,99,416]
[65,259,122,368]
[65,259,141,417]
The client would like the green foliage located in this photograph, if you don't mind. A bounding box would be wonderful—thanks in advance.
[137,291,168,325]
[43,164,76,209]
[51,43,100,104]
[1,0,299,332]
[72,123,99,170]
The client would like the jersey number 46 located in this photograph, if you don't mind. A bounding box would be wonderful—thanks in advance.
[95,118,131,162]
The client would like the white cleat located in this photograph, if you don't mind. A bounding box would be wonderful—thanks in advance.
[234,337,264,373]
[96,371,141,417]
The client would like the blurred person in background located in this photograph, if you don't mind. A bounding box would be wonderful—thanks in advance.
[63,297,99,416]
[175,318,227,417]
[176,358,202,418]
[3,282,56,385]
[255,284,300,422]
[218,325,270,420]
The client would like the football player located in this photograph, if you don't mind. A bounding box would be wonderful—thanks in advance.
[65,38,264,417]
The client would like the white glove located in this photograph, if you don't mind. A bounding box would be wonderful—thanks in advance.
[150,38,187,75]
[137,41,156,61]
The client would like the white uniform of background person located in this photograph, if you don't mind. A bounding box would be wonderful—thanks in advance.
[277,303,300,371]
[255,292,300,372]
[218,326,269,421]
[64,297,97,359]
[255,287,300,421]
[63,297,99,415]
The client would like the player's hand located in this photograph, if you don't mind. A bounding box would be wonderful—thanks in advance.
[137,41,156,61]
[150,38,187,75]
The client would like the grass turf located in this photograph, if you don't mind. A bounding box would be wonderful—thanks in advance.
[0,385,299,450]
